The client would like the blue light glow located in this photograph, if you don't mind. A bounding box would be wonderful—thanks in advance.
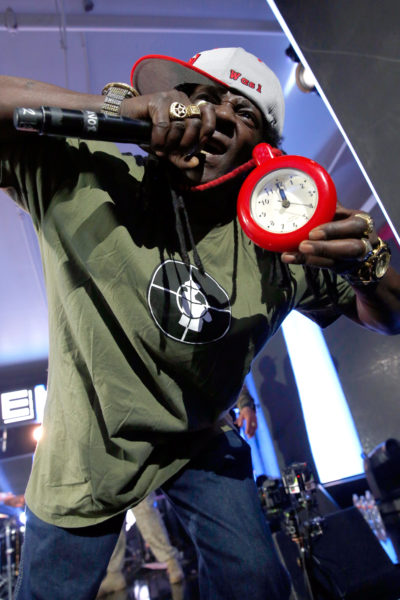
[282,310,364,483]
[380,537,399,564]
[34,384,47,423]
[242,373,281,479]
[283,63,297,97]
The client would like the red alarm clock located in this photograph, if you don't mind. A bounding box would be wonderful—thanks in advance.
[237,143,337,252]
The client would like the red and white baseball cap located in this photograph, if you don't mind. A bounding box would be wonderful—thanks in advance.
[130,47,285,136]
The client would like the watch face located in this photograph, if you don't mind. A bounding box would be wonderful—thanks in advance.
[375,251,391,279]
[250,168,318,234]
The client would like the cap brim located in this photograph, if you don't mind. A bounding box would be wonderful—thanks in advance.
[130,54,228,95]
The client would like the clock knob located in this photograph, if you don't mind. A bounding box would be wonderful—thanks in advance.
[252,143,282,167]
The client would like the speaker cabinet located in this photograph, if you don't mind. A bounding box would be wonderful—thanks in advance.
[274,507,400,600]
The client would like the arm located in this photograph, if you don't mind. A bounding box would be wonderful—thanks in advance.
[0,76,214,169]
[236,383,258,439]
[281,203,400,335]
[0,76,104,141]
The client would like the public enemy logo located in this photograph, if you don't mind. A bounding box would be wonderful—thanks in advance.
[148,260,231,344]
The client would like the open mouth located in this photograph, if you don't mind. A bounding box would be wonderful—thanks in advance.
[201,138,226,156]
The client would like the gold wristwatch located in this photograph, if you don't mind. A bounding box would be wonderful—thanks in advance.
[101,82,139,117]
[345,237,391,285]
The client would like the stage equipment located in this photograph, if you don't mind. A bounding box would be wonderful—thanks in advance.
[258,462,400,599]
[257,474,290,532]
[364,438,400,562]
[0,516,24,599]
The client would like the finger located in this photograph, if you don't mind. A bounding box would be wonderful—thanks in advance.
[175,102,216,164]
[235,414,244,428]
[244,421,252,437]
[195,101,216,147]
[246,420,257,439]
[282,236,372,267]
[309,212,377,243]
[148,92,190,152]
[168,152,200,170]
[155,109,205,162]
[301,238,372,267]
[281,250,305,265]
[178,117,203,153]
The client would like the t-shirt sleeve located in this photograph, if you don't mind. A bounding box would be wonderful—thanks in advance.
[0,136,76,227]
[0,136,144,230]
[293,267,356,328]
[236,382,256,410]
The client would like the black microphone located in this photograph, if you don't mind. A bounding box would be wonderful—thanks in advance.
[13,106,152,144]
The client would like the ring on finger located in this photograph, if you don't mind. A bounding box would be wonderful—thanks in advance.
[358,237,373,261]
[355,213,374,236]
[169,102,187,120]
[186,104,202,118]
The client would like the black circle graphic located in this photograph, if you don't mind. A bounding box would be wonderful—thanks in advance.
[148,260,231,344]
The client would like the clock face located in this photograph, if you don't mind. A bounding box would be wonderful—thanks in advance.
[250,168,318,234]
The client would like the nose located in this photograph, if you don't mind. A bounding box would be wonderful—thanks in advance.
[215,99,236,120]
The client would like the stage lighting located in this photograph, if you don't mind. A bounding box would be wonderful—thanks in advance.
[295,63,317,94]
[32,425,43,443]
[364,439,400,563]
[285,44,318,95]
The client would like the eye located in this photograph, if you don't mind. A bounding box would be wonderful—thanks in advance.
[238,108,257,126]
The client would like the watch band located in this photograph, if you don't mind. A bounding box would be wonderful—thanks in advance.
[101,82,139,117]
[343,237,391,285]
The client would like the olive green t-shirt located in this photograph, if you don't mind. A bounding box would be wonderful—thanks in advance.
[0,137,355,527]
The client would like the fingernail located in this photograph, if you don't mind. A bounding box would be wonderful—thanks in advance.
[299,242,313,252]
[309,229,326,240]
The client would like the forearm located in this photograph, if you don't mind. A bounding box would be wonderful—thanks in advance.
[0,76,104,141]
[350,266,400,334]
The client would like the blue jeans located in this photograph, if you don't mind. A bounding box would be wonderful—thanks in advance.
[15,429,291,600]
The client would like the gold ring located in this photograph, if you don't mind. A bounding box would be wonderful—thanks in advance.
[196,100,208,107]
[169,102,187,120]
[359,237,373,261]
[355,213,374,236]
[186,104,202,118]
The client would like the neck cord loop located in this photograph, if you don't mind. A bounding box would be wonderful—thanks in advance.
[171,189,205,274]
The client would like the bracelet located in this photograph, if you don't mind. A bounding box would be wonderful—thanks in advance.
[101,82,139,117]
[342,237,391,286]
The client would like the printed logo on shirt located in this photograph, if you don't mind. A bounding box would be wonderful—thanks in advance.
[148,259,231,344]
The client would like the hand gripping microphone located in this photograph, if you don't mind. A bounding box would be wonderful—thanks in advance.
[13,106,151,144]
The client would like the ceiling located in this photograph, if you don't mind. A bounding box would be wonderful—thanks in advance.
[0,0,391,376]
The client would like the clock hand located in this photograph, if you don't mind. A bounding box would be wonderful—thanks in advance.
[276,184,290,208]
[284,201,315,208]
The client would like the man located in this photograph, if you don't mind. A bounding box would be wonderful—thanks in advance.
[0,47,399,600]
[97,491,184,597]
[235,381,258,439]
